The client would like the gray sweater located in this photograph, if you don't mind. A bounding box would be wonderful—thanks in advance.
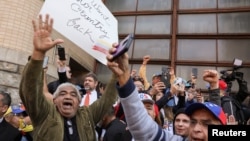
[117,78,187,141]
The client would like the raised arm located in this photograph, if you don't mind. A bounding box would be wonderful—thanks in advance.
[139,55,151,90]
[19,14,64,124]
[106,44,183,141]
[203,70,221,106]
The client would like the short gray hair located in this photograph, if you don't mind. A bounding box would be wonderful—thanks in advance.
[53,83,82,101]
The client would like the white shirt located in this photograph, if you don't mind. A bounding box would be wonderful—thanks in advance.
[79,90,98,107]
[0,117,3,123]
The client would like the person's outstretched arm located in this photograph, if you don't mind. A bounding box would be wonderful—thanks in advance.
[106,44,183,141]
[19,14,64,125]
[203,70,221,106]
[43,67,53,101]
[139,55,151,90]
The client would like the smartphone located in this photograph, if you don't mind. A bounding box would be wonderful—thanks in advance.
[57,45,66,60]
[161,66,170,88]
[43,56,49,68]
[192,68,198,79]
[111,34,134,61]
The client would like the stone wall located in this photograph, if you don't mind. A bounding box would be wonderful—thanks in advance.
[0,60,24,104]
[0,60,56,105]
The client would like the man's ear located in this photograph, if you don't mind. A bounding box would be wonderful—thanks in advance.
[2,105,9,113]
[53,98,56,104]
[95,81,98,87]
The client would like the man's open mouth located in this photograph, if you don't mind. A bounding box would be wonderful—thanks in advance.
[63,101,73,108]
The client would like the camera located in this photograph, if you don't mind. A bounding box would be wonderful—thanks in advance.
[220,58,243,83]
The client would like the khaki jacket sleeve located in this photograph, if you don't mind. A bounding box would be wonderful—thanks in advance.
[19,60,52,126]
[88,75,118,124]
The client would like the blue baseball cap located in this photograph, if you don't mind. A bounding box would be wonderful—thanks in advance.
[11,105,25,114]
[185,102,227,125]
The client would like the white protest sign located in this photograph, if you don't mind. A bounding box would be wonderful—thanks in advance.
[39,0,118,65]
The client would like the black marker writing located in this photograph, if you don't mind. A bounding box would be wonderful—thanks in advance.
[67,18,94,43]
[71,3,109,39]
[75,0,92,12]
[90,0,110,25]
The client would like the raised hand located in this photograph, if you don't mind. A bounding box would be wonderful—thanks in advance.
[171,83,185,96]
[226,114,238,125]
[142,55,150,65]
[149,82,166,96]
[106,43,130,86]
[56,55,66,68]
[130,69,137,77]
[203,70,219,89]
[32,14,64,59]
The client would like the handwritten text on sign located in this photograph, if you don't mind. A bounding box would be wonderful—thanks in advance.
[39,0,118,65]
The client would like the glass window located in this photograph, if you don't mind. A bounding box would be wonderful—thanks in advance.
[132,64,169,85]
[218,40,250,62]
[176,66,216,89]
[133,39,170,59]
[136,15,171,34]
[179,0,216,9]
[177,39,216,61]
[178,14,217,33]
[138,0,172,11]
[218,12,250,33]
[127,40,134,59]
[218,0,250,8]
[117,16,136,34]
[105,0,137,12]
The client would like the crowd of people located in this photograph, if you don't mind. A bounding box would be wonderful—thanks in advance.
[0,14,250,141]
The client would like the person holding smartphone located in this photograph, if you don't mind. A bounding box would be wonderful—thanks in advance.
[47,54,72,94]
[106,43,226,141]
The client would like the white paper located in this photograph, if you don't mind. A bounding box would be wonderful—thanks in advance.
[39,0,118,65]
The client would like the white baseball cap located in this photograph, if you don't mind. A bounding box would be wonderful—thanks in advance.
[138,93,154,104]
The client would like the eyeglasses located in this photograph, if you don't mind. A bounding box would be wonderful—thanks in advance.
[135,84,144,89]
[67,120,73,135]
[190,119,216,128]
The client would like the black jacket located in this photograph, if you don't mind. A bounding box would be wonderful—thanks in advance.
[0,118,22,141]
[103,118,127,141]
[47,71,68,94]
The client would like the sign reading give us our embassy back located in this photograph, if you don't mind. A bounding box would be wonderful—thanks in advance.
[39,0,118,65]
